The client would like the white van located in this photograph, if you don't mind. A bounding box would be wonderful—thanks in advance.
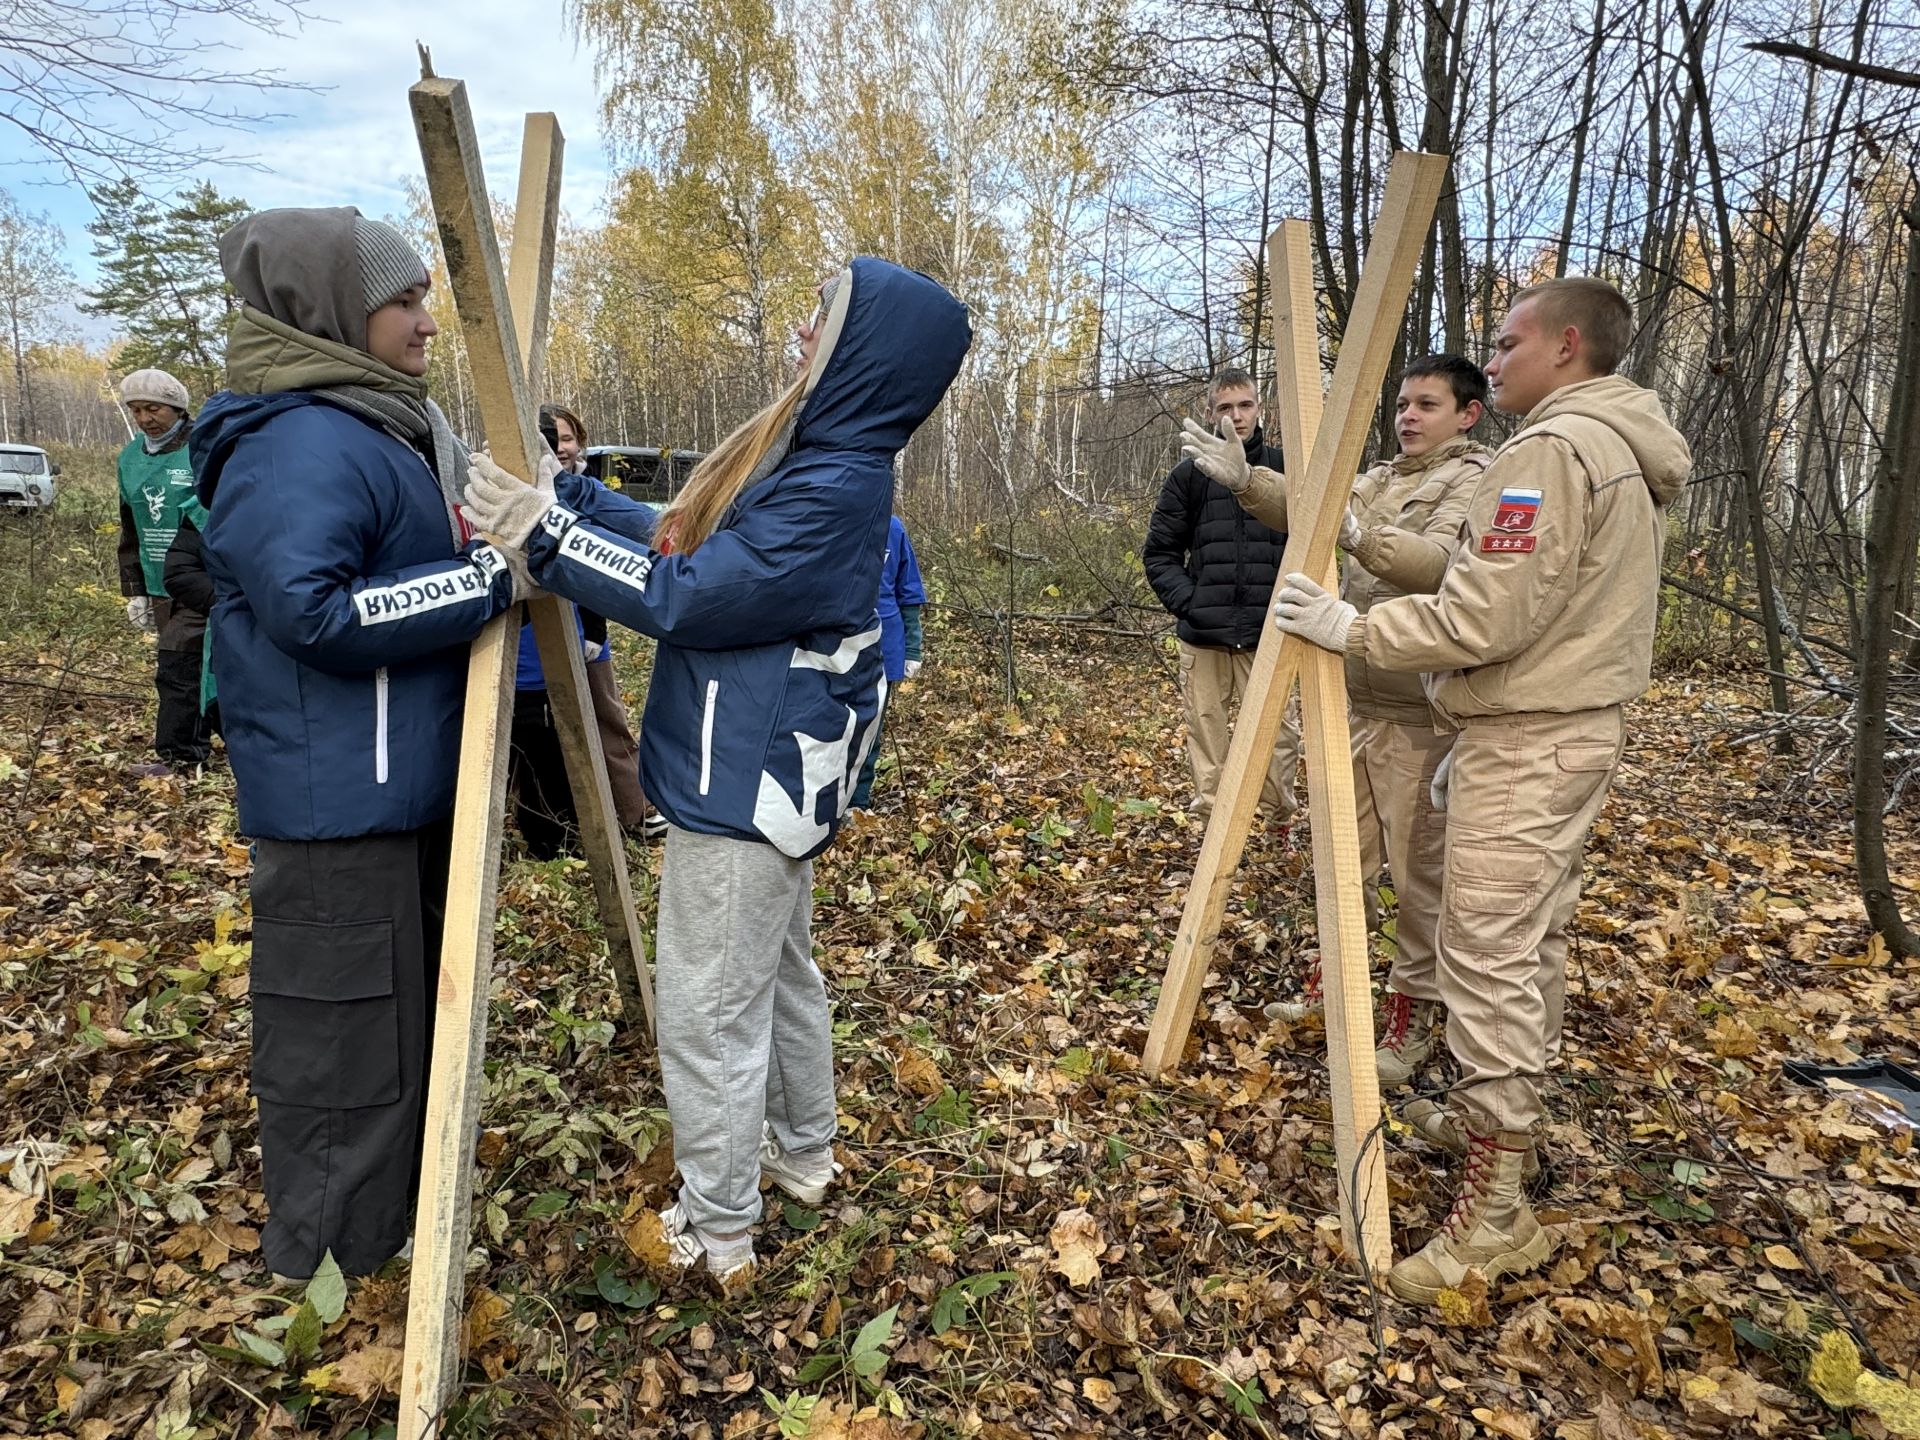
[0,443,58,510]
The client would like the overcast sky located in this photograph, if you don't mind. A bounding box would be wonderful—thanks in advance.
[0,1,614,333]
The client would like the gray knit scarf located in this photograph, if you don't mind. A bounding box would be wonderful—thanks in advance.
[319,387,467,543]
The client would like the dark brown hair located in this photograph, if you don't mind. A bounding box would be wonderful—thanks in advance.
[540,403,587,449]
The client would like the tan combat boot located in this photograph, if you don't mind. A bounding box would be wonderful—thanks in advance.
[1402,1098,1541,1180]
[1374,992,1439,1088]
[1389,1129,1554,1304]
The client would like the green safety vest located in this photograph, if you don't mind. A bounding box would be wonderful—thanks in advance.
[117,439,197,596]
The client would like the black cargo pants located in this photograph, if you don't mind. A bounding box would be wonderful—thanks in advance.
[248,821,451,1278]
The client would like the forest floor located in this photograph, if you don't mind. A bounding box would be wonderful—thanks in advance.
[2,486,1919,1440]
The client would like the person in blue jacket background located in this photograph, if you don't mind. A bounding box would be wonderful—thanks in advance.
[191,207,525,1281]
[850,512,925,809]
[462,257,970,1281]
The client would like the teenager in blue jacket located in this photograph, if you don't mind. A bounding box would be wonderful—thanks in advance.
[850,513,925,809]
[461,258,970,1280]
[191,207,525,1280]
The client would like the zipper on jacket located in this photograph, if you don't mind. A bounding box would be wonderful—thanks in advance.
[698,678,718,796]
[374,667,390,785]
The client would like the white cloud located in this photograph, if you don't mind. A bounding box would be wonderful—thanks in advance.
[0,0,617,290]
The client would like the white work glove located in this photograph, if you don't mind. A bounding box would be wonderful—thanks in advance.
[903,659,922,679]
[1430,750,1454,813]
[1271,571,1359,654]
[584,638,604,664]
[1339,508,1363,551]
[125,596,157,633]
[463,449,560,548]
[498,546,542,605]
[1178,417,1250,492]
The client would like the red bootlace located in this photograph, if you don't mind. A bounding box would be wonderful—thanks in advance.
[1442,1134,1498,1239]
[1302,953,1323,1001]
[1381,991,1412,1051]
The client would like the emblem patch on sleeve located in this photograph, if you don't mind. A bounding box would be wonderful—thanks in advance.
[1481,533,1536,553]
[1493,488,1543,531]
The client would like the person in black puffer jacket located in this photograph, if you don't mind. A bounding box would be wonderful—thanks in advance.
[1143,366,1302,830]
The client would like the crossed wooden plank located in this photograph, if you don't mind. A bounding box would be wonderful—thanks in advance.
[397,74,655,1437]
[1142,153,1450,1273]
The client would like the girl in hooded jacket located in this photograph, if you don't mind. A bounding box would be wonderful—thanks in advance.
[462,258,970,1279]
[191,208,526,1280]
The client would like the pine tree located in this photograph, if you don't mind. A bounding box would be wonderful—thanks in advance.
[84,179,251,401]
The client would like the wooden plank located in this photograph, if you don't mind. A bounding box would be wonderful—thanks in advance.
[1268,217,1391,1271]
[1141,152,1449,1092]
[395,80,563,1440]
[509,113,562,402]
[509,117,655,1030]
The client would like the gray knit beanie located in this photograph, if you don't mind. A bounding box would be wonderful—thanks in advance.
[354,218,431,313]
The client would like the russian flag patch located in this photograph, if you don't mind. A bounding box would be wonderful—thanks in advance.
[1493,488,1543,532]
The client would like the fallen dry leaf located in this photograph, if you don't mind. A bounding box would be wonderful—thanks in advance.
[1050,1206,1104,1287]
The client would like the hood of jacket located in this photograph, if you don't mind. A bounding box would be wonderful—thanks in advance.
[189,389,323,505]
[1385,432,1489,476]
[793,256,972,455]
[1524,374,1690,505]
[218,205,371,351]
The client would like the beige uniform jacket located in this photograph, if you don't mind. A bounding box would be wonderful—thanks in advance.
[1349,375,1691,725]
[1228,438,1491,726]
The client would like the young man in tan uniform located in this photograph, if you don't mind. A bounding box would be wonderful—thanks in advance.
[1271,278,1691,1303]
[1182,357,1490,1061]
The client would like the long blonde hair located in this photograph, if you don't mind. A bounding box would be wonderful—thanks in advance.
[660,376,808,554]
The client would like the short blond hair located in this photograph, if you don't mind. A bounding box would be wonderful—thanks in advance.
[1511,276,1633,374]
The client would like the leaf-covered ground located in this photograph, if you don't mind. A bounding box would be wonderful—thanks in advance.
[3,519,1919,1439]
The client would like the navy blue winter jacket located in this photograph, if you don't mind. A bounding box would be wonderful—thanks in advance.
[192,393,517,840]
[525,258,971,858]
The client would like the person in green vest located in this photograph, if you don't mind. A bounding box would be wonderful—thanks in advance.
[116,368,208,774]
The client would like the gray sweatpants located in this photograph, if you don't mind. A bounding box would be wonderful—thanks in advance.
[656,826,837,1231]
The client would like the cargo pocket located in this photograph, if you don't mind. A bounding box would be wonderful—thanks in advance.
[1443,842,1544,957]
[249,917,401,1110]
[1547,740,1618,816]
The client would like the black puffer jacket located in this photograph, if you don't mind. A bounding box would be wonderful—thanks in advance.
[159,513,212,652]
[1142,427,1287,651]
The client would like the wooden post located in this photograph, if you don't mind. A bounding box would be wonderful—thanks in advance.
[1140,153,1450,1270]
[397,82,649,1439]
[507,117,655,1031]
[1267,218,1391,1270]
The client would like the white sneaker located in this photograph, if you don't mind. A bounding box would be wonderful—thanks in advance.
[761,1123,839,1205]
[658,1201,755,1280]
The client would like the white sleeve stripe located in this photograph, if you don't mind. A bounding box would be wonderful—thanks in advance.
[559,523,655,594]
[353,558,499,626]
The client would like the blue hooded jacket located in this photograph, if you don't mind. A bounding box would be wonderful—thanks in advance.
[524,258,971,858]
[876,515,926,681]
[192,393,517,840]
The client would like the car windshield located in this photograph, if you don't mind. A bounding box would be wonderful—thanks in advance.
[0,453,47,475]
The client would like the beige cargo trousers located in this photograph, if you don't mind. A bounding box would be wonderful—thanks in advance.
[1179,640,1303,822]
[1351,715,1454,997]
[1438,704,1625,1136]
